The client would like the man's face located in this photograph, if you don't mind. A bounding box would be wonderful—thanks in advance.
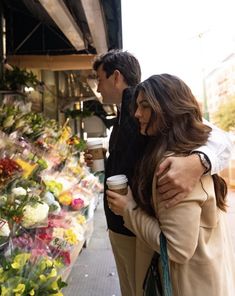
[96,65,116,104]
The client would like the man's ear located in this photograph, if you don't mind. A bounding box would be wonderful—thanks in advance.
[113,69,122,82]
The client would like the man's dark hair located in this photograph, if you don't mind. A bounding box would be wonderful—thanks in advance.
[93,49,141,86]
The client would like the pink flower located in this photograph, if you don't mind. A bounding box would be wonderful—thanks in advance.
[37,232,53,243]
[60,250,71,265]
[71,198,84,211]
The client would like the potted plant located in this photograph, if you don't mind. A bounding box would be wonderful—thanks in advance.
[1,66,40,92]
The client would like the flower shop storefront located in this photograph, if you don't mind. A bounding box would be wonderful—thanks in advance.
[0,0,123,294]
[0,97,103,295]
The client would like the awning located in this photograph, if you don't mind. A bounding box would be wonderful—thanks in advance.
[2,0,122,56]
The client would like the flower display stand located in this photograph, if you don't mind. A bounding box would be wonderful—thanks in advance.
[62,239,85,281]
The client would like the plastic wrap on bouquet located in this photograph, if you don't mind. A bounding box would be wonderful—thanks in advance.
[35,210,86,267]
[0,176,50,233]
[0,228,68,295]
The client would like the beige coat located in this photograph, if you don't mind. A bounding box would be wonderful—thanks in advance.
[123,174,235,296]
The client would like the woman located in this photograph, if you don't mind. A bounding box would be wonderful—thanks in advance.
[106,74,235,296]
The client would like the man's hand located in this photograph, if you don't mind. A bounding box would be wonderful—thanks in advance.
[156,154,205,208]
[84,148,107,168]
[84,149,93,167]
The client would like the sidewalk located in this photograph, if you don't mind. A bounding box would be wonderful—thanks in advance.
[64,190,235,296]
[64,200,121,296]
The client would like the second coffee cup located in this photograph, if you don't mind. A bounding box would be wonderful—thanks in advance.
[106,174,128,195]
[87,139,105,173]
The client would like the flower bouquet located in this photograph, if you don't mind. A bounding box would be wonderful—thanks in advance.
[0,158,22,190]
[0,242,67,295]
[34,211,86,267]
[0,177,50,244]
[66,135,86,158]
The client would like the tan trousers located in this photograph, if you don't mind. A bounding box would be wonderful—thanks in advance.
[109,230,153,296]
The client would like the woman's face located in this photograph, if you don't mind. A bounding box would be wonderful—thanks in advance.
[135,91,157,136]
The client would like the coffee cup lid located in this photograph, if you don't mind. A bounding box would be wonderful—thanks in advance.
[106,174,128,185]
[87,139,103,148]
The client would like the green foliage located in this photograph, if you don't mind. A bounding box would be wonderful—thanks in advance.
[0,105,60,141]
[65,108,93,119]
[0,251,67,295]
[0,66,40,91]
[213,96,235,131]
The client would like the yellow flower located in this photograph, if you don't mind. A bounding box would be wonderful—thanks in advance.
[38,260,46,271]
[58,192,72,206]
[73,138,79,144]
[77,214,86,225]
[39,274,47,281]
[11,253,31,269]
[13,283,25,295]
[11,261,20,269]
[39,269,59,286]
[0,270,6,283]
[54,259,63,269]
[48,267,57,278]
[51,280,58,290]
[29,290,35,296]
[0,286,9,296]
[71,166,82,175]
[60,126,71,141]
[53,292,63,296]
[15,158,37,178]
[45,259,53,268]
[65,229,77,245]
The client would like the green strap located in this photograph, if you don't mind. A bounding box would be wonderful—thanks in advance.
[160,232,173,296]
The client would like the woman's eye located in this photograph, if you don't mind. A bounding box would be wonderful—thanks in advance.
[141,103,150,109]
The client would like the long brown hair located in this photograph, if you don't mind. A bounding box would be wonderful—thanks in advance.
[132,74,227,216]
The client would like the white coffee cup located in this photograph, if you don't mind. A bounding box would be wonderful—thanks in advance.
[106,174,128,195]
[87,139,105,173]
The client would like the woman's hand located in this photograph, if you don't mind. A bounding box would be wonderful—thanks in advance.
[106,186,134,216]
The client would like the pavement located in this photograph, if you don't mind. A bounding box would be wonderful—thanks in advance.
[64,189,235,296]
[64,199,121,296]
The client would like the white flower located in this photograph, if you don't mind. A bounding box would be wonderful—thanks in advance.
[50,201,61,214]
[52,227,64,239]
[12,187,27,196]
[22,202,49,228]
[0,220,10,237]
[0,195,7,205]
[43,191,55,205]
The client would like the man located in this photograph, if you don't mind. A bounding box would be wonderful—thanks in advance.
[86,49,232,296]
